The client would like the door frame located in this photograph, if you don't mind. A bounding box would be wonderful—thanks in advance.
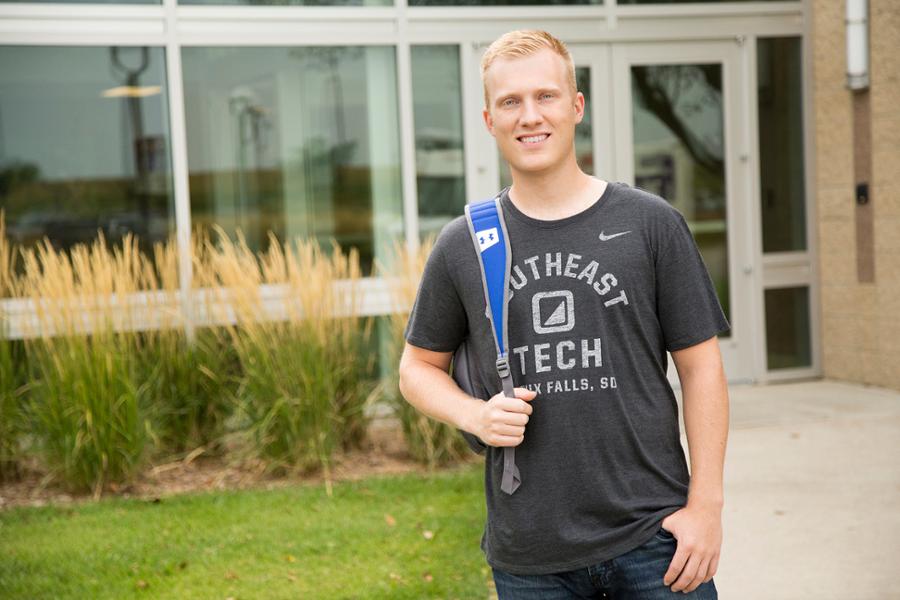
[611,40,757,385]
[464,39,759,385]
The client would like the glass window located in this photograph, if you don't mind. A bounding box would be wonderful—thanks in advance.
[411,0,600,5]
[1,0,157,4]
[618,0,782,4]
[631,63,730,324]
[182,47,403,277]
[500,66,593,190]
[0,46,174,261]
[411,45,466,241]
[180,0,388,5]
[764,286,811,369]
[757,36,806,253]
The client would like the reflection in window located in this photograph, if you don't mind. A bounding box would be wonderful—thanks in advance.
[182,47,403,276]
[180,0,388,5]
[1,0,156,4]
[411,0,599,4]
[765,286,811,369]
[411,46,466,241]
[0,46,174,264]
[500,66,593,190]
[758,37,806,253]
[618,0,779,3]
[632,63,730,324]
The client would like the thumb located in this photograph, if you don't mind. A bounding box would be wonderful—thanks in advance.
[514,387,537,400]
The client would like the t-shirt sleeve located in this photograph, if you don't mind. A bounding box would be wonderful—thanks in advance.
[654,209,731,352]
[403,235,468,353]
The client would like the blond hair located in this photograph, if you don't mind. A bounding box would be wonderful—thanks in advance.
[480,29,577,110]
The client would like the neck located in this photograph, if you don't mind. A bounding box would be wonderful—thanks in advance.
[507,160,606,220]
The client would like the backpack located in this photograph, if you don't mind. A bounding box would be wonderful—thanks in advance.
[450,191,521,495]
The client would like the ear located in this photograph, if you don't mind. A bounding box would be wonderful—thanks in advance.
[482,106,496,137]
[573,91,586,125]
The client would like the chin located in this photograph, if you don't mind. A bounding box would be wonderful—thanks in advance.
[510,156,561,175]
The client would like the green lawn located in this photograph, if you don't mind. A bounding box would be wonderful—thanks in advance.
[0,463,493,599]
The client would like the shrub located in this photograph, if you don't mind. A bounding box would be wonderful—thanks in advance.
[377,237,470,469]
[134,239,238,460]
[17,234,154,497]
[1,212,28,481]
[137,326,238,460]
[0,326,28,482]
[198,228,375,495]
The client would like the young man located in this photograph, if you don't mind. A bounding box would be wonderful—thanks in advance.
[398,29,729,599]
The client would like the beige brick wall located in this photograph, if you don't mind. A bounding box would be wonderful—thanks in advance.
[812,0,900,390]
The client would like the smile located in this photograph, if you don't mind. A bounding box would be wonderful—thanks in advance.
[517,133,550,146]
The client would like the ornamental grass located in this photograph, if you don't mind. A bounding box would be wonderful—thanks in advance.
[10,230,237,496]
[134,238,237,460]
[0,211,464,498]
[377,237,470,470]
[197,227,376,497]
[16,233,156,497]
[0,211,27,482]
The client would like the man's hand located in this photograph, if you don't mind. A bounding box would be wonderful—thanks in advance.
[660,501,723,593]
[471,387,536,447]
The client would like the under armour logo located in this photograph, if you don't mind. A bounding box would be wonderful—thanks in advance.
[476,227,499,252]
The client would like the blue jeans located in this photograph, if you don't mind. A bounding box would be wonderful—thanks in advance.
[491,526,718,599]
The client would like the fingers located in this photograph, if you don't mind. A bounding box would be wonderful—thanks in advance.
[482,416,526,442]
[682,555,711,593]
[479,422,523,447]
[662,544,688,588]
[502,411,529,426]
[495,397,532,415]
[480,409,527,447]
[490,434,524,447]
[514,387,537,401]
[705,553,719,583]
[669,551,701,593]
[481,387,536,446]
[487,422,525,437]
[494,388,535,415]
[485,399,530,423]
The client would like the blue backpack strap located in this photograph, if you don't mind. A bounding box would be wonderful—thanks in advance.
[464,194,521,495]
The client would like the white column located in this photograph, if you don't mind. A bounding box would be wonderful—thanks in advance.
[163,0,194,340]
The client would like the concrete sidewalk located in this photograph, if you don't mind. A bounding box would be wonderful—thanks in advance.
[673,379,900,600]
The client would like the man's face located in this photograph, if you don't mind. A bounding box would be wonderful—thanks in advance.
[482,48,584,176]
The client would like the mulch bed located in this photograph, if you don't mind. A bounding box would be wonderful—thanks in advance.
[0,421,481,511]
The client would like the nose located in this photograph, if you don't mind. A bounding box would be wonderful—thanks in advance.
[518,97,543,127]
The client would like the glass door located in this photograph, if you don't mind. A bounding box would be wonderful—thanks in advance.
[464,40,756,383]
[611,41,755,384]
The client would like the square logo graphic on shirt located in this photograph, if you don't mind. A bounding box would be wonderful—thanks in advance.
[476,227,499,252]
[532,290,575,334]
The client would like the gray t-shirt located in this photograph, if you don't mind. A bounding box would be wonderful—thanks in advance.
[403,181,731,575]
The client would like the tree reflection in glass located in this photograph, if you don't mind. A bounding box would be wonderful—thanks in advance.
[0,46,174,274]
[631,63,730,323]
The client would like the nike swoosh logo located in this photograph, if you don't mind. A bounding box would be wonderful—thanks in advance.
[598,230,632,241]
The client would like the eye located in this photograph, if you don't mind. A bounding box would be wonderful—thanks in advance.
[541,92,554,100]
[502,98,518,107]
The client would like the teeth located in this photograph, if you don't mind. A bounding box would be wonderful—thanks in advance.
[520,134,548,144]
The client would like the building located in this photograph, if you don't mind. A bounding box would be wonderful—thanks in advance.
[0,0,897,390]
